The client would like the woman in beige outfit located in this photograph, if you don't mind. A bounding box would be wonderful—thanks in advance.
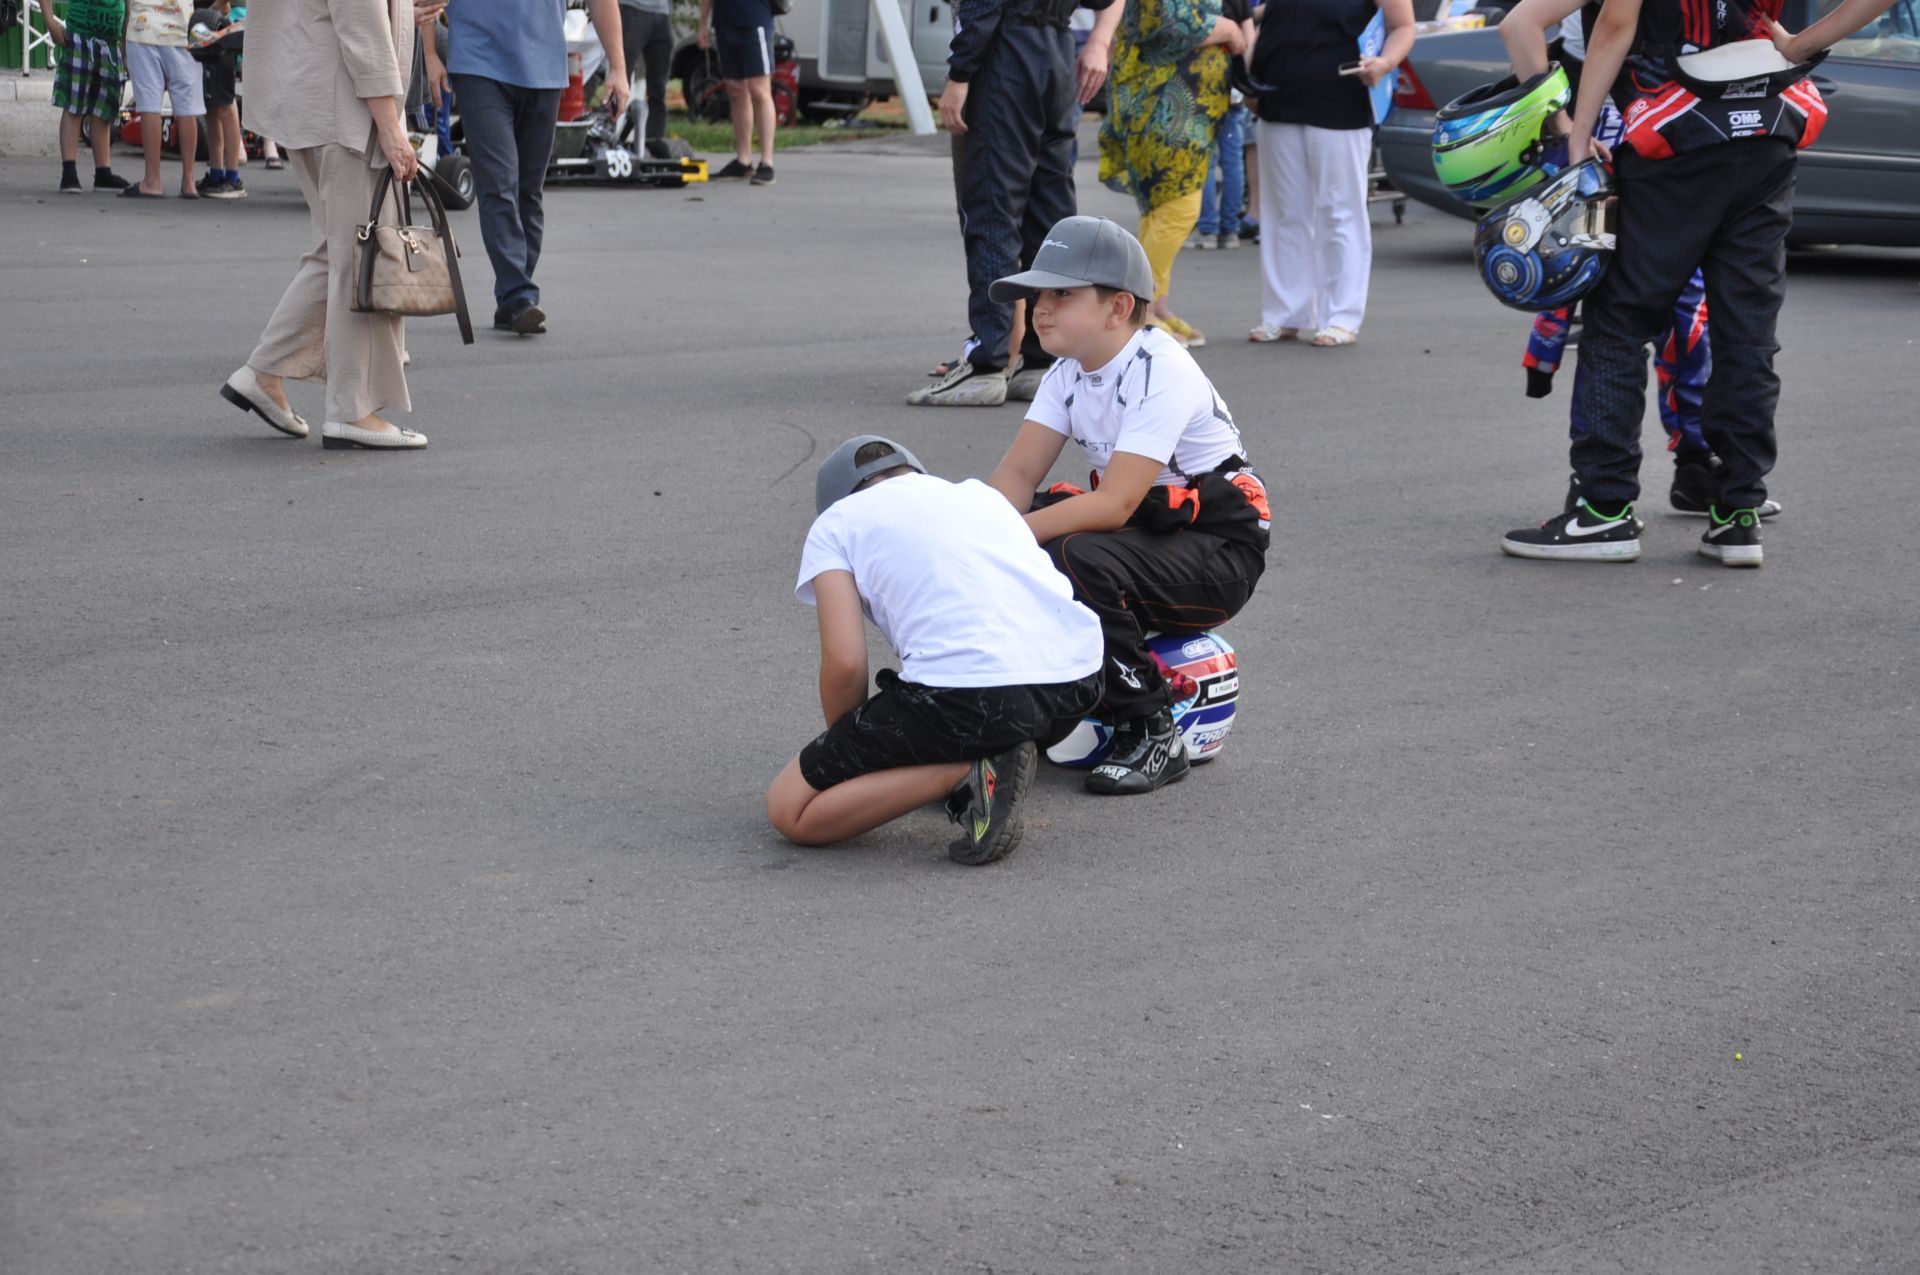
[219,0,438,450]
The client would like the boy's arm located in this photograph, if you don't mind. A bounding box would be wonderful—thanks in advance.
[988,421,1071,515]
[1774,0,1899,61]
[811,571,870,728]
[1569,0,1640,163]
[1500,0,1586,79]
[46,8,66,44]
[1023,451,1163,544]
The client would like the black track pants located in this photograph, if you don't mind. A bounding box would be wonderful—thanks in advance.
[1575,140,1796,511]
[1047,528,1265,721]
[957,24,1077,373]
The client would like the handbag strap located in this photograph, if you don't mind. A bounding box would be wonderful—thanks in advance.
[408,175,475,346]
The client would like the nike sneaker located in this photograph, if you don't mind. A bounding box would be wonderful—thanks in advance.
[1698,506,1763,567]
[1670,463,1782,518]
[945,741,1036,866]
[1085,710,1191,796]
[1502,497,1642,562]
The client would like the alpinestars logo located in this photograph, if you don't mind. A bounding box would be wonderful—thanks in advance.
[1111,657,1143,690]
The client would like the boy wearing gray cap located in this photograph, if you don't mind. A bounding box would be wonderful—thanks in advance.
[988,216,1271,796]
[766,436,1104,865]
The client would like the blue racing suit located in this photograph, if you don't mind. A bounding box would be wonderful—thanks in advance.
[949,0,1083,372]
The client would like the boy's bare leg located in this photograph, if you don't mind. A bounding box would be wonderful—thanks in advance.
[89,113,114,168]
[59,112,83,163]
[176,115,199,192]
[203,110,222,174]
[725,79,752,165]
[223,106,243,169]
[750,78,775,166]
[766,758,970,847]
[138,111,164,193]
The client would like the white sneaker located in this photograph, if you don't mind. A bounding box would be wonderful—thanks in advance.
[1248,323,1300,343]
[1007,365,1049,402]
[906,361,1009,407]
[320,420,428,450]
[220,365,309,437]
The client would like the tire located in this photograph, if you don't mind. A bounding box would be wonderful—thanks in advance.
[772,82,797,129]
[682,57,728,123]
[434,154,475,210]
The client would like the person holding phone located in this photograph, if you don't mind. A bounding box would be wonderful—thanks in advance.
[1244,0,1412,347]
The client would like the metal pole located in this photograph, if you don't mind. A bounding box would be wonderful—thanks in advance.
[870,0,935,135]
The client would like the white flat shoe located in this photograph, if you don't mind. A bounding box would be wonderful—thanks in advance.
[320,421,427,450]
[220,365,309,437]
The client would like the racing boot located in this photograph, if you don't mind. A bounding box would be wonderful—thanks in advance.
[1085,710,1190,796]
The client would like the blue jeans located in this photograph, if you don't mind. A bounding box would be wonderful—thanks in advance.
[450,74,561,313]
[1198,105,1247,237]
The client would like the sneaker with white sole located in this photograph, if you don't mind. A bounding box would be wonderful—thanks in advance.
[1698,506,1763,567]
[1006,363,1051,402]
[1669,462,1782,518]
[906,361,1009,407]
[1502,497,1642,562]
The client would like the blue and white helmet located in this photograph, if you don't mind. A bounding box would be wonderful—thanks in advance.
[1474,160,1615,312]
[1047,632,1240,767]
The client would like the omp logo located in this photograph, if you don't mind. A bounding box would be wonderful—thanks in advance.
[1729,109,1764,129]
[1181,638,1216,659]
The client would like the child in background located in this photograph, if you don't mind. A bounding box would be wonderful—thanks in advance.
[190,0,245,198]
[45,0,132,193]
[122,0,203,199]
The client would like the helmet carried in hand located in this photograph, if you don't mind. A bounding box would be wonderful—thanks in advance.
[1474,160,1616,312]
[1431,67,1572,209]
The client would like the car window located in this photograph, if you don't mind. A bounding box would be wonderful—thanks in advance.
[1817,0,1920,61]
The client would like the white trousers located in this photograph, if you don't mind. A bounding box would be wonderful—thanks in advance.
[1256,121,1373,334]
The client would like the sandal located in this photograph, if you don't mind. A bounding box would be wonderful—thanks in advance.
[1249,323,1300,343]
[1154,312,1207,348]
[1311,326,1359,347]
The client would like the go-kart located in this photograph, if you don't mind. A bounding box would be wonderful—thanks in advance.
[545,99,708,187]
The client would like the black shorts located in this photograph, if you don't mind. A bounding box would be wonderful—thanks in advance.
[713,22,775,80]
[201,60,236,109]
[798,668,1102,791]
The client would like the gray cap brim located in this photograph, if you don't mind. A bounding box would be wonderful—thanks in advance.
[989,269,1101,303]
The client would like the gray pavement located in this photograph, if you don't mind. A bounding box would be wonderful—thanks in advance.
[2,140,1918,1275]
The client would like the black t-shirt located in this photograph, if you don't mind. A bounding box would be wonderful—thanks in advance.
[1249,0,1377,130]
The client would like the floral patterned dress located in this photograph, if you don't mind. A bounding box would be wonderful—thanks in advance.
[1098,0,1233,215]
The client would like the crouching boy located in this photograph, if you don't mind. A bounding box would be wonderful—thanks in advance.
[766,436,1104,865]
[988,216,1271,796]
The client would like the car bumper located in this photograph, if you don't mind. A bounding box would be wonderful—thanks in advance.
[1379,112,1480,222]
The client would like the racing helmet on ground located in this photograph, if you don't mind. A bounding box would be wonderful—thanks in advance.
[1431,66,1572,209]
[815,435,928,513]
[1047,632,1240,768]
[1474,160,1615,312]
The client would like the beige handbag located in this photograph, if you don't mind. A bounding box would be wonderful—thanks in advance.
[351,167,475,344]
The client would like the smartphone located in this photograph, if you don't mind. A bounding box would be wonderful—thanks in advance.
[1338,61,1366,76]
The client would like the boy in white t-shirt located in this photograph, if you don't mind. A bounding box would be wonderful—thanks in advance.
[122,0,203,199]
[766,436,1104,866]
[988,216,1271,796]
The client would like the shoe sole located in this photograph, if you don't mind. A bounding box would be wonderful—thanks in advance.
[220,382,307,438]
[906,382,1008,407]
[949,745,1036,866]
[1500,538,1642,562]
[320,435,426,451]
[1698,543,1763,567]
[750,178,775,187]
[1669,502,1782,519]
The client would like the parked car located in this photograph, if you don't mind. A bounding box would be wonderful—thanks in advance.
[1377,0,1920,247]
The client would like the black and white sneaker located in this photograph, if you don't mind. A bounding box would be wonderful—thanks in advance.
[1502,497,1642,562]
[1698,506,1764,567]
[1085,711,1191,796]
[712,158,753,180]
[906,360,1008,407]
[945,741,1036,866]
[1670,463,1783,518]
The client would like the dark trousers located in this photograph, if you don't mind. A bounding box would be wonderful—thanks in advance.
[1047,528,1265,721]
[1575,140,1796,511]
[957,24,1078,373]
[619,6,672,146]
[450,74,562,312]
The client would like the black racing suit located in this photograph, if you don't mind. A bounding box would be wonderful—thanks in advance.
[948,0,1086,373]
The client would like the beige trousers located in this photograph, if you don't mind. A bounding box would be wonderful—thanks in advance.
[248,144,410,424]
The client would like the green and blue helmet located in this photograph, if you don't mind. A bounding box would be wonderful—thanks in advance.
[1431,66,1572,210]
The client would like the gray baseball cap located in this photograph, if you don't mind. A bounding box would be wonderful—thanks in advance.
[815,435,928,513]
[989,216,1155,304]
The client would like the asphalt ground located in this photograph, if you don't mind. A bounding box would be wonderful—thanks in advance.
[2,135,1918,1275]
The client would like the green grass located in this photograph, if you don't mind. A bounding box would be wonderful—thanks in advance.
[667,116,911,154]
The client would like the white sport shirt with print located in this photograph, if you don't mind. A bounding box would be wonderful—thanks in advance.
[1025,327,1248,487]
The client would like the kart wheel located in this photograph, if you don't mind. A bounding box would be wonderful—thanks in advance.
[772,82,798,128]
[434,154,475,210]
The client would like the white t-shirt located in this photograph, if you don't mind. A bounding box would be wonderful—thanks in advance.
[1026,327,1248,487]
[796,474,1104,689]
